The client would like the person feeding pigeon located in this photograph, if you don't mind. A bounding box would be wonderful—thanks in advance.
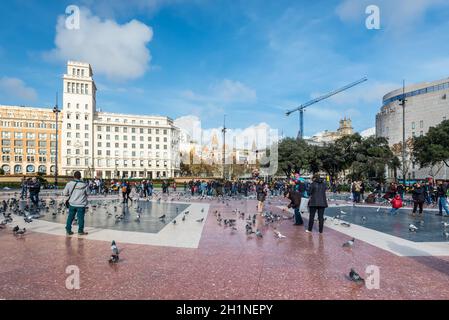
[284,189,304,226]
[389,194,403,215]
[63,171,89,236]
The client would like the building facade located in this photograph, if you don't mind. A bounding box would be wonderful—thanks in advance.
[0,105,61,176]
[61,61,180,179]
[306,118,354,146]
[376,77,449,180]
[0,61,181,179]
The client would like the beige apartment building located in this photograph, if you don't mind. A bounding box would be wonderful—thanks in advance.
[0,105,62,176]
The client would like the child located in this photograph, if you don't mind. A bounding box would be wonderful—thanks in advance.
[389,194,403,215]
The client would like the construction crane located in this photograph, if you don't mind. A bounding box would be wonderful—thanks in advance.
[286,77,368,139]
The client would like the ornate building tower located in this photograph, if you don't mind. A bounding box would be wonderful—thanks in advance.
[61,61,97,177]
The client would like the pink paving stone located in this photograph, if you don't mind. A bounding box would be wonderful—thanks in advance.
[0,197,449,300]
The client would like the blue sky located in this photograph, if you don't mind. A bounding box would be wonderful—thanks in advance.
[1,0,449,137]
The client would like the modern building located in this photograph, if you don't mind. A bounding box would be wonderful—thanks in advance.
[0,61,181,179]
[376,77,449,180]
[0,105,61,176]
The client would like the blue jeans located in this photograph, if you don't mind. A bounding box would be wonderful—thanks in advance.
[30,193,39,206]
[21,187,27,199]
[438,197,449,215]
[294,207,304,225]
[389,208,399,215]
[66,206,86,233]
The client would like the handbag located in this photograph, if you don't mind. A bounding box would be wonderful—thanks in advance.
[65,182,79,208]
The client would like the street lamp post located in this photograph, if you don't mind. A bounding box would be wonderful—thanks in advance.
[52,93,60,189]
[398,80,407,187]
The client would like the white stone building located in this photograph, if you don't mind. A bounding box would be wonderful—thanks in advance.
[376,77,449,180]
[62,61,180,179]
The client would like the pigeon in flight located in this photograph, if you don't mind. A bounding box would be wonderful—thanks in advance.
[343,238,355,248]
[349,268,365,284]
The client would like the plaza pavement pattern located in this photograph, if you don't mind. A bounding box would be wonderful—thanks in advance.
[0,192,449,300]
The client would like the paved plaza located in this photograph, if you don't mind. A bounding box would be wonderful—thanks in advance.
[1,190,449,300]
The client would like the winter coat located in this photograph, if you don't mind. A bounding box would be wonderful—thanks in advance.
[287,191,302,209]
[63,180,89,207]
[412,186,425,202]
[308,179,328,208]
[391,195,403,209]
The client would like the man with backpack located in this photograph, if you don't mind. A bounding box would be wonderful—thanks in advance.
[63,171,89,236]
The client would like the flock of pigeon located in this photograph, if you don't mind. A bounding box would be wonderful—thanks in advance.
[3,190,448,285]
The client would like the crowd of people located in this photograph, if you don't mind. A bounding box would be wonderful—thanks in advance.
[13,172,449,237]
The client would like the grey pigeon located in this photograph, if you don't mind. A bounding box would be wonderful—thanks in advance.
[343,238,355,248]
[196,218,204,223]
[349,268,364,284]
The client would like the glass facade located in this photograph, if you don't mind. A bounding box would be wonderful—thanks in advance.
[383,81,449,106]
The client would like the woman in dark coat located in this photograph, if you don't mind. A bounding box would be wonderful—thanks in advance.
[307,174,328,234]
[412,182,425,216]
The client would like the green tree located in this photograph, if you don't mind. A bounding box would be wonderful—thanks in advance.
[277,137,311,177]
[413,120,449,169]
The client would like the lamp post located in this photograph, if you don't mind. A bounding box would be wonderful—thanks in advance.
[398,80,407,186]
[52,93,60,189]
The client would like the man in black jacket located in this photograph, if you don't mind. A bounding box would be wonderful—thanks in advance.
[436,181,449,216]
[411,183,425,216]
[307,174,328,234]
[284,189,304,226]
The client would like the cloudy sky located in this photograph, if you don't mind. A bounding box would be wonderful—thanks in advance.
[1,0,449,137]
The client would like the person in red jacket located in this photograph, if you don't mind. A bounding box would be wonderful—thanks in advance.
[389,194,403,215]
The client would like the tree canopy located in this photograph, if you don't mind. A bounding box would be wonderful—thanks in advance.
[413,120,449,168]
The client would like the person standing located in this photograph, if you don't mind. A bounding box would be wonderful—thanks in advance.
[121,181,129,204]
[63,171,89,236]
[411,183,425,216]
[284,189,304,226]
[436,181,449,216]
[256,180,267,214]
[306,174,328,234]
[20,177,28,200]
[29,177,41,207]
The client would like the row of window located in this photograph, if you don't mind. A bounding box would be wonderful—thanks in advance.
[1,164,54,174]
[1,140,52,148]
[97,118,162,125]
[383,81,449,106]
[1,132,57,139]
[97,126,168,134]
[0,121,57,129]
[1,149,51,155]
[67,113,89,120]
[67,123,89,130]
[66,103,89,110]
[66,148,169,158]
[1,155,54,163]
[66,82,89,95]
[66,158,169,167]
[72,68,86,77]
[96,134,168,142]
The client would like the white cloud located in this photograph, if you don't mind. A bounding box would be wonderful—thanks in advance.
[360,127,375,137]
[181,79,257,104]
[0,77,38,102]
[45,7,153,81]
[211,79,257,103]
